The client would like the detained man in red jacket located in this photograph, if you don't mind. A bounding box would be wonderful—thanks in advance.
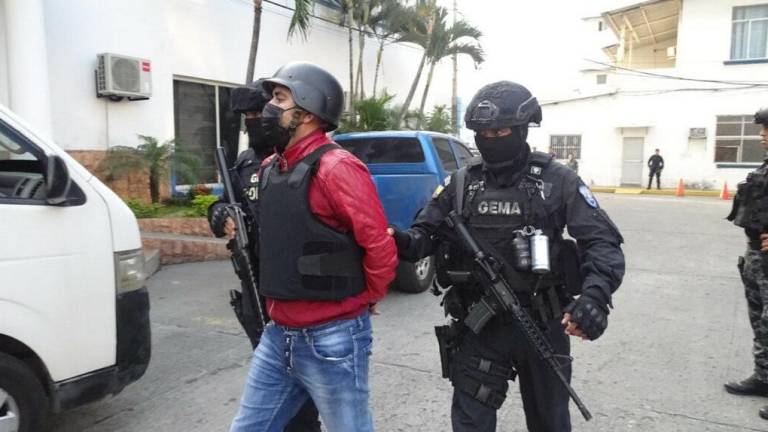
[229,62,397,432]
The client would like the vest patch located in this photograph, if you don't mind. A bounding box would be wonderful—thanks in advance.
[477,200,521,215]
[579,185,598,208]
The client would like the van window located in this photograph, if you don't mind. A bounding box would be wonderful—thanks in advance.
[452,141,474,167]
[0,123,46,201]
[432,137,458,173]
[338,137,425,164]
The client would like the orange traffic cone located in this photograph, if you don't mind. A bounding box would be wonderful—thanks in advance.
[675,178,685,197]
[720,181,730,200]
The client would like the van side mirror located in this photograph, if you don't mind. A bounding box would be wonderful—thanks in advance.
[45,155,71,205]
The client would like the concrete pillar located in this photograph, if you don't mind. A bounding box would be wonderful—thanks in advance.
[4,0,53,139]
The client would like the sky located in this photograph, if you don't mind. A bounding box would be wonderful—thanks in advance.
[443,0,640,102]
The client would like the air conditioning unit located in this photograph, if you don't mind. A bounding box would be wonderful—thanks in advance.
[689,127,706,139]
[96,53,152,100]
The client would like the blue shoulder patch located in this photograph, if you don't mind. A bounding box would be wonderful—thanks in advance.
[578,185,599,208]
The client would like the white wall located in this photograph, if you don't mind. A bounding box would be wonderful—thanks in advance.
[0,0,8,107]
[531,87,768,188]
[35,0,452,151]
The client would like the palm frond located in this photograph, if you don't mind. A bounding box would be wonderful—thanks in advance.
[288,0,314,40]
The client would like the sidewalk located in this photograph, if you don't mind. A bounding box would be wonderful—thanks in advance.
[590,186,731,198]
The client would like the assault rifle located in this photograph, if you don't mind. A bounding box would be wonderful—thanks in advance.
[215,146,267,347]
[444,210,592,421]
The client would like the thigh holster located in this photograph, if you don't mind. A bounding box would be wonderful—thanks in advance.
[450,351,516,410]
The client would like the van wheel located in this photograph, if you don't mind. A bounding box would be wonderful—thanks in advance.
[0,353,48,432]
[395,256,435,293]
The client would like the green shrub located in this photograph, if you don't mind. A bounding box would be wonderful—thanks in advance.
[124,198,161,219]
[189,194,220,217]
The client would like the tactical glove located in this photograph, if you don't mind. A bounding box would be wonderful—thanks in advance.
[389,225,412,253]
[564,288,609,340]
[208,202,235,238]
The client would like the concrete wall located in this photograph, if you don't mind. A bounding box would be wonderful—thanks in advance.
[1,0,450,152]
[530,87,768,189]
[0,1,8,107]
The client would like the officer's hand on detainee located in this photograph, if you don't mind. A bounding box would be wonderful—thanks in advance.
[387,226,411,253]
[761,233,768,252]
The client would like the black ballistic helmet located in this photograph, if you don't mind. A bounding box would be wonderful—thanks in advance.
[755,107,768,126]
[263,62,344,131]
[231,78,271,114]
[465,81,542,131]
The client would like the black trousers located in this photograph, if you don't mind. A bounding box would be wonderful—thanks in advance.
[648,169,661,189]
[450,317,572,432]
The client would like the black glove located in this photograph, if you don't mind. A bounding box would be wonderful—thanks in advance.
[389,225,412,254]
[208,202,235,238]
[564,288,609,340]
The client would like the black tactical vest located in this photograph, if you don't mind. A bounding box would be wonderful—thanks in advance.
[230,148,262,228]
[443,152,569,295]
[728,159,768,242]
[258,144,366,301]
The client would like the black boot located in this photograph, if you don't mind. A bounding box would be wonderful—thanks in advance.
[760,406,768,420]
[724,375,768,396]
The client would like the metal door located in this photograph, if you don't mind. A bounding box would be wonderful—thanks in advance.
[621,137,644,185]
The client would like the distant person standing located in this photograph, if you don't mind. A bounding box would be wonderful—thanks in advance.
[566,153,579,174]
[647,149,664,190]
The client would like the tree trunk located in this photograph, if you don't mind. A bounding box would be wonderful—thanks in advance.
[245,0,263,84]
[397,50,428,128]
[372,40,384,98]
[356,30,366,100]
[417,61,437,128]
[347,4,356,117]
[149,171,159,204]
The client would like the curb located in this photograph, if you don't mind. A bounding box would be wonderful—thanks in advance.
[590,187,731,198]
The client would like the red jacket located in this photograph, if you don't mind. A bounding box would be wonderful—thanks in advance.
[262,128,398,327]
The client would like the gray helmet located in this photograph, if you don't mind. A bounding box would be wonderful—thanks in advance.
[465,81,542,131]
[755,107,768,126]
[231,78,271,114]
[262,62,344,131]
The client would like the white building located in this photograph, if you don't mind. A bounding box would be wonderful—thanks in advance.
[0,0,455,195]
[528,0,768,189]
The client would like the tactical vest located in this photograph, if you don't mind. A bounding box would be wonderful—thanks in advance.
[258,144,366,301]
[230,148,262,227]
[728,159,768,241]
[440,152,571,297]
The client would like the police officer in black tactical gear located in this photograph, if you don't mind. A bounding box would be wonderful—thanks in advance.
[207,79,321,432]
[725,107,768,421]
[389,81,625,432]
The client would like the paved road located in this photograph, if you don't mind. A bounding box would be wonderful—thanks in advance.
[50,194,768,431]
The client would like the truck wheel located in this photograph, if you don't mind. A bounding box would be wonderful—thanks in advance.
[395,256,435,293]
[0,353,48,432]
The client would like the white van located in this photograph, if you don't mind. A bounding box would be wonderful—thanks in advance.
[0,105,151,432]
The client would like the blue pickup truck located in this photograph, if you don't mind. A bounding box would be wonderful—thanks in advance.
[334,131,477,293]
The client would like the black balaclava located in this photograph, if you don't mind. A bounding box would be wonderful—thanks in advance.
[261,103,302,153]
[245,117,271,157]
[475,126,528,165]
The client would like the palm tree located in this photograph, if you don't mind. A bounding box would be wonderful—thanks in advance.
[98,135,201,204]
[417,16,483,127]
[245,0,264,84]
[368,0,409,97]
[424,104,452,133]
[395,0,439,128]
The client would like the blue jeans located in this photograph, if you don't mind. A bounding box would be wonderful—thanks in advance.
[230,312,374,432]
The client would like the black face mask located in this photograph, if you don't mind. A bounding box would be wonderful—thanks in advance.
[261,103,299,153]
[244,118,270,155]
[474,130,526,164]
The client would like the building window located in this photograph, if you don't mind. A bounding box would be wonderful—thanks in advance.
[598,20,604,32]
[173,79,240,185]
[731,4,768,61]
[715,115,764,162]
[596,74,607,85]
[549,135,581,159]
